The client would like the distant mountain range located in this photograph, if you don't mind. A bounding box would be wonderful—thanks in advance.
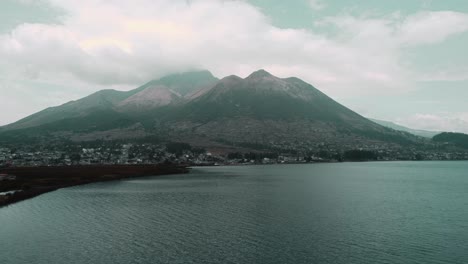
[0,70,429,152]
[369,118,440,138]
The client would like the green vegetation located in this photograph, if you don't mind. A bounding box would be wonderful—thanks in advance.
[433,132,468,149]
[343,150,378,161]
[165,142,193,157]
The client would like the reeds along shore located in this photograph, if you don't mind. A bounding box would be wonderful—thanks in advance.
[0,164,189,207]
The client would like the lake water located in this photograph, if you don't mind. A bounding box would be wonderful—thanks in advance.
[1,162,468,264]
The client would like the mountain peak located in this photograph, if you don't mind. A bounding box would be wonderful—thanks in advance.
[141,70,219,97]
[246,69,273,79]
[117,85,181,111]
[221,75,243,81]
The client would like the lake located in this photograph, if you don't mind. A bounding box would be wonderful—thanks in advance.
[1,162,467,264]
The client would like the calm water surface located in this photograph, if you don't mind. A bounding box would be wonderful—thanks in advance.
[1,162,468,264]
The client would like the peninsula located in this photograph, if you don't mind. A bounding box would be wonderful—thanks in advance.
[0,164,188,207]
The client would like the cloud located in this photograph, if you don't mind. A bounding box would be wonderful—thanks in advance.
[1,0,468,125]
[309,0,326,11]
[2,1,467,88]
[398,11,468,46]
[419,69,468,82]
[321,11,468,47]
[315,10,468,94]
[0,77,86,125]
[397,113,468,134]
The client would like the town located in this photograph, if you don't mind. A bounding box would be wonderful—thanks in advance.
[1,139,467,168]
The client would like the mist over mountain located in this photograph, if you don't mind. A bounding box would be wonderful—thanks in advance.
[369,118,440,138]
[0,70,428,152]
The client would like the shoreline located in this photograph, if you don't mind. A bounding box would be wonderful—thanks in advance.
[0,164,189,208]
[2,160,466,208]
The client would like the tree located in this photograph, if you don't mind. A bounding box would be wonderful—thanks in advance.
[70,153,81,164]
[166,142,192,157]
[343,150,377,161]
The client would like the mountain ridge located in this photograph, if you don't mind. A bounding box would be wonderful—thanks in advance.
[0,70,428,153]
[369,118,440,138]
[2,70,218,130]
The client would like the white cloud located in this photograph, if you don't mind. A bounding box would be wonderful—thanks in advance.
[321,11,468,47]
[1,0,468,126]
[419,69,468,82]
[315,10,468,95]
[309,0,326,11]
[397,113,468,134]
[398,11,468,46]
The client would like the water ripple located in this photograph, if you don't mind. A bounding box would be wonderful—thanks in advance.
[1,162,468,264]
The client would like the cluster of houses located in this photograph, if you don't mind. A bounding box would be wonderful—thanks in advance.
[0,140,467,168]
[0,143,223,167]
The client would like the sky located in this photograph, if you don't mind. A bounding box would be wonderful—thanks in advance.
[1,0,468,133]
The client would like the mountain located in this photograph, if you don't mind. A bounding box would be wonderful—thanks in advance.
[433,132,468,149]
[369,118,439,138]
[116,85,182,112]
[153,70,420,149]
[0,69,425,151]
[154,70,219,97]
[167,70,380,124]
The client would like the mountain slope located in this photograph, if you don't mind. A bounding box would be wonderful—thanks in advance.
[131,70,218,98]
[370,118,439,138]
[154,70,421,148]
[4,89,130,130]
[433,132,468,149]
[169,70,369,122]
[116,85,181,112]
[2,71,218,131]
[1,69,425,151]
[156,70,219,97]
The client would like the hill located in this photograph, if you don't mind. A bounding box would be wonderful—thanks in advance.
[433,132,468,149]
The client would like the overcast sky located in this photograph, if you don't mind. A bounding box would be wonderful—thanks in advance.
[1,0,468,133]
